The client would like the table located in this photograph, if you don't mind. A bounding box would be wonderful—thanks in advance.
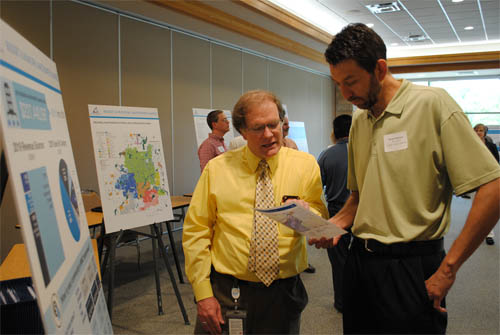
[86,211,104,228]
[0,239,101,282]
[183,192,193,197]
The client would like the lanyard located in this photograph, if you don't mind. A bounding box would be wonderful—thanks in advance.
[231,278,240,310]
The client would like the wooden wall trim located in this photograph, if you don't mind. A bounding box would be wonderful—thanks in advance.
[389,51,500,74]
[235,0,333,44]
[149,0,327,64]
[388,51,500,67]
[390,60,500,74]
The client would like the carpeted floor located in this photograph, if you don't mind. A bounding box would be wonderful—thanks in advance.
[105,195,499,334]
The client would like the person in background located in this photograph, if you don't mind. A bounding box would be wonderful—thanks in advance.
[474,123,499,245]
[198,110,229,172]
[183,90,327,334]
[310,23,500,334]
[282,115,299,150]
[317,114,352,313]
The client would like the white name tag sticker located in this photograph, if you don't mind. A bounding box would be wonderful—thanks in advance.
[384,131,408,152]
[218,146,225,153]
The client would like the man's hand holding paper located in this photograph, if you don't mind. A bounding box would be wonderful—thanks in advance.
[256,203,346,240]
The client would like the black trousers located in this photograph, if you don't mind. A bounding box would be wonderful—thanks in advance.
[326,230,351,310]
[195,270,308,334]
[343,238,448,334]
[326,202,351,310]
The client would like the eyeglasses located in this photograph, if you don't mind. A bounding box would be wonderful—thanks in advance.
[246,120,282,134]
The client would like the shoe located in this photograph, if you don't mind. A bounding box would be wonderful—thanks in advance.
[486,237,495,245]
[304,264,316,273]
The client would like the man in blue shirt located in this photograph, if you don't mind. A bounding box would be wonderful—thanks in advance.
[317,114,352,313]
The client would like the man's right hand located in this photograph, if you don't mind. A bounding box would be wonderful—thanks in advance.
[197,296,225,335]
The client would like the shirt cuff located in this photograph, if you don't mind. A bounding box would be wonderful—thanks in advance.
[193,279,214,302]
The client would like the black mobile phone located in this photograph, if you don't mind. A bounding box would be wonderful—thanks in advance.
[282,195,300,203]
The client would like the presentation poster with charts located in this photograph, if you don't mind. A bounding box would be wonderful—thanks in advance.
[0,20,112,334]
[193,108,235,148]
[88,105,174,233]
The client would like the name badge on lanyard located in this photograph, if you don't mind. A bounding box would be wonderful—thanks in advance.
[226,282,246,334]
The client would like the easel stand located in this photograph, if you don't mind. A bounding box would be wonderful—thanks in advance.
[159,220,185,283]
[101,223,189,324]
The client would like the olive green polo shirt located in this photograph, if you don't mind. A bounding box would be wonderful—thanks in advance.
[348,79,500,243]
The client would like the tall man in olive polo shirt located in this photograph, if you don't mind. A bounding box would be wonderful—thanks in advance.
[310,23,500,334]
[183,90,327,334]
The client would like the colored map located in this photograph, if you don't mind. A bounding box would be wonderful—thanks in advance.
[90,105,173,233]
[105,133,169,215]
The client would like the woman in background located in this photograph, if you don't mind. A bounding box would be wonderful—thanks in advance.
[474,123,499,245]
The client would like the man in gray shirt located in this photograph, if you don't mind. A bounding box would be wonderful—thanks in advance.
[317,114,352,313]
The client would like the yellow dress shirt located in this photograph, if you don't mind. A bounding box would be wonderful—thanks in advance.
[183,146,327,302]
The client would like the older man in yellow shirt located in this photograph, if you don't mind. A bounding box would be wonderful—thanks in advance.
[183,90,326,335]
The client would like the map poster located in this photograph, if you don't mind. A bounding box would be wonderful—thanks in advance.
[89,105,174,233]
[0,20,112,333]
[193,108,235,148]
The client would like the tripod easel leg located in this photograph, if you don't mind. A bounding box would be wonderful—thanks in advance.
[165,221,185,283]
[150,225,164,315]
[152,223,190,325]
[106,230,123,321]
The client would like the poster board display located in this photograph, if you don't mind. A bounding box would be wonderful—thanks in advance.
[192,108,235,148]
[0,19,112,333]
[88,105,174,233]
[288,121,309,153]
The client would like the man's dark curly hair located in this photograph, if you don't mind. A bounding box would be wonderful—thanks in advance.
[324,23,386,73]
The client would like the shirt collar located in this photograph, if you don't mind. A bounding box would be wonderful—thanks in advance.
[365,78,409,121]
[244,145,281,175]
[336,138,348,145]
[209,132,224,141]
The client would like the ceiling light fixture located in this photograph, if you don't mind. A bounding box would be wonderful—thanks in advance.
[452,0,464,3]
[366,23,374,28]
[402,34,428,42]
[391,42,399,46]
[464,26,474,30]
[366,2,401,14]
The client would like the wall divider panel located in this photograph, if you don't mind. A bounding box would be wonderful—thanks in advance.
[172,31,211,195]
[211,43,243,111]
[53,0,119,192]
[120,16,174,191]
[242,52,269,93]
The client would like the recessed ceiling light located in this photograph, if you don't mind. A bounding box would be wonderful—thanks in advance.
[464,26,474,30]
[403,34,428,42]
[391,42,399,46]
[366,2,401,14]
[366,23,374,28]
[452,0,464,3]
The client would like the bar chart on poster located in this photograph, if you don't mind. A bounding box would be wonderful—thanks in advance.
[0,19,112,333]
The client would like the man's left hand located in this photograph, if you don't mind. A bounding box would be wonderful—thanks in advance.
[425,266,456,313]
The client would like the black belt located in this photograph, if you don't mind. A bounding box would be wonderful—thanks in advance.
[351,236,444,257]
[211,268,298,288]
